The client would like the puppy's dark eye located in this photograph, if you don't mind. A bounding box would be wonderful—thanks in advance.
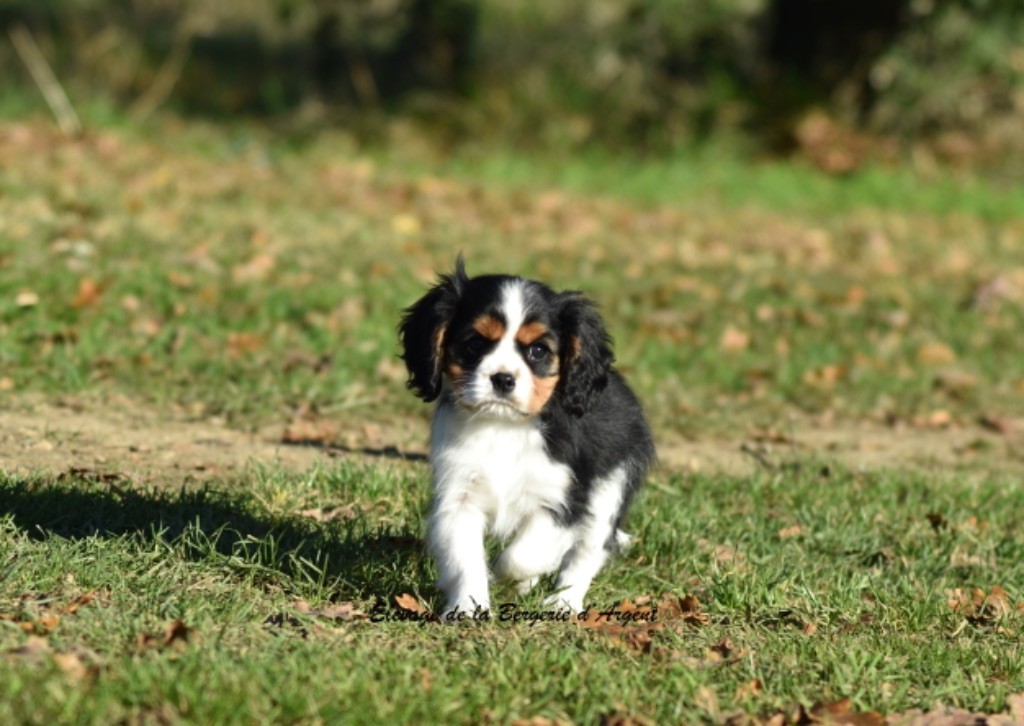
[464,333,489,356]
[526,343,551,363]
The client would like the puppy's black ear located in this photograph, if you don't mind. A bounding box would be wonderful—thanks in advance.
[398,256,468,402]
[555,292,614,416]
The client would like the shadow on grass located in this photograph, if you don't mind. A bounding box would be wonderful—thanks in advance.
[279,439,429,463]
[0,474,434,603]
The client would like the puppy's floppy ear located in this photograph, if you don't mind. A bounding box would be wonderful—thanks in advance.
[555,291,614,416]
[398,256,468,402]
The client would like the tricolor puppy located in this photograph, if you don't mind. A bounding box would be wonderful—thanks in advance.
[399,257,655,617]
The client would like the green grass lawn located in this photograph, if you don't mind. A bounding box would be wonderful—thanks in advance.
[2,104,1024,723]
[2,462,1022,723]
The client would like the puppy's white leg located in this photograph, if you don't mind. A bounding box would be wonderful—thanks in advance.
[427,493,490,619]
[494,512,574,594]
[544,466,628,613]
[545,541,609,613]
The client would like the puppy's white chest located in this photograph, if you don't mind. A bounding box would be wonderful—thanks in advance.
[431,410,572,539]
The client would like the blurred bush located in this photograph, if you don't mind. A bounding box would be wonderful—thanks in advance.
[1,0,1023,163]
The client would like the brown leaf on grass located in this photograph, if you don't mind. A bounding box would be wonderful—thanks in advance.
[808,698,884,725]
[578,593,708,654]
[933,370,978,396]
[315,602,367,622]
[15,290,39,307]
[697,538,745,568]
[694,686,720,720]
[947,586,1015,625]
[5,636,100,682]
[1,610,60,634]
[912,409,954,429]
[703,637,745,666]
[620,628,655,654]
[53,650,100,683]
[734,679,763,701]
[5,635,51,661]
[778,525,804,539]
[298,504,358,523]
[659,593,710,628]
[720,325,750,352]
[599,710,650,726]
[917,342,957,366]
[281,418,336,445]
[71,278,103,308]
[137,619,197,652]
[226,332,265,357]
[65,590,99,614]
[394,593,429,615]
[416,667,433,692]
[978,414,1014,435]
[803,364,846,390]
[232,253,276,282]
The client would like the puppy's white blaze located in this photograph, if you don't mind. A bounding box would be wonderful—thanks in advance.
[429,402,574,612]
[544,465,629,613]
[469,280,534,415]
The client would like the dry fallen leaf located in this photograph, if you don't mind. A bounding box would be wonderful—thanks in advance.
[917,342,957,366]
[316,602,367,622]
[778,525,804,539]
[53,650,100,683]
[281,418,336,445]
[71,278,103,309]
[978,414,1014,435]
[232,253,277,282]
[947,585,1016,625]
[15,290,39,307]
[226,332,266,357]
[298,505,357,523]
[694,686,720,719]
[137,619,197,652]
[599,711,649,726]
[5,635,51,661]
[808,698,885,725]
[720,326,750,353]
[394,593,429,615]
[65,590,99,615]
[734,679,762,701]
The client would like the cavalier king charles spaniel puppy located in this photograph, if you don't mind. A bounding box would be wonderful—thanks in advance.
[399,256,654,618]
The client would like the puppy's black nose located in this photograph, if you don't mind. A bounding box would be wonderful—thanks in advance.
[490,372,516,395]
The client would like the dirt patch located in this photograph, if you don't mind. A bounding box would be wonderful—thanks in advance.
[1,396,1021,483]
[0,396,427,485]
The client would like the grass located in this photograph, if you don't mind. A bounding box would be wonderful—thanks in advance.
[2,99,1024,722]
[1,106,1023,435]
[2,462,1022,723]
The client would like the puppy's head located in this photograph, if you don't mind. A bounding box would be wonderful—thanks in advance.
[399,256,613,420]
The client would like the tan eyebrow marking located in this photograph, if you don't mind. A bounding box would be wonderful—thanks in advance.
[473,315,505,341]
[515,321,550,346]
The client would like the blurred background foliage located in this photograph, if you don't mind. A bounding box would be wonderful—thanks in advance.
[2,0,1023,169]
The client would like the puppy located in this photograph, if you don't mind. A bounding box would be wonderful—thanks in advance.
[399,257,654,617]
